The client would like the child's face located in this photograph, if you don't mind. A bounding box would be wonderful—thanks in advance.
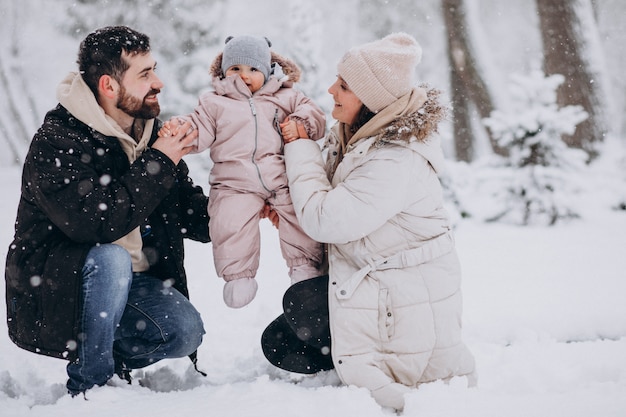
[225,64,265,93]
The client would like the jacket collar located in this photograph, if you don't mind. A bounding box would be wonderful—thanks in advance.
[56,72,155,162]
[211,72,284,99]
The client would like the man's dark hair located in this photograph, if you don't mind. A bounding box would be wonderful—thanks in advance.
[77,25,151,96]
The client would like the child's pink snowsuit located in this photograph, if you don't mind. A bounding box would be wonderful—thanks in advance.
[185,51,326,286]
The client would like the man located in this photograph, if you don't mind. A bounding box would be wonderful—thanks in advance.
[4,26,210,396]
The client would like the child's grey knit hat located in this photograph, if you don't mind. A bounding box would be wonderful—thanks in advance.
[221,35,272,81]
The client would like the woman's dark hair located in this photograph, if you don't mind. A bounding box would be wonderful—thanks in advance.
[350,105,376,134]
[77,25,151,96]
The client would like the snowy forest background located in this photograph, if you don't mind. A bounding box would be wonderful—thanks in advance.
[1,1,626,416]
[1,0,626,226]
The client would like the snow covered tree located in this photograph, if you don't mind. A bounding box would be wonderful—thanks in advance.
[480,71,588,226]
[283,0,327,112]
[358,0,436,40]
[0,1,42,165]
[59,0,225,116]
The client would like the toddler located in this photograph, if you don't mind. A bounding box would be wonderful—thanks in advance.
[160,35,326,308]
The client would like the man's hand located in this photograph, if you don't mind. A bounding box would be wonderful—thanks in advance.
[152,120,197,165]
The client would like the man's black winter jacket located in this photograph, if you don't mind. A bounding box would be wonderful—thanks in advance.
[5,105,210,361]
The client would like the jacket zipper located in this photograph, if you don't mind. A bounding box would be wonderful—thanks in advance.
[249,98,274,196]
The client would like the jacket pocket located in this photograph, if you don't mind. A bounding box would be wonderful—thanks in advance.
[378,288,395,341]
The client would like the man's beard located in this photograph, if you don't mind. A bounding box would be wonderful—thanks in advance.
[117,86,160,119]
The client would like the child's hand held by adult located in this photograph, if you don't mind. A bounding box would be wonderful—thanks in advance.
[153,120,197,164]
[280,117,309,144]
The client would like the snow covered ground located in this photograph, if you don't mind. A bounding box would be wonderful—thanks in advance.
[1,153,625,416]
[2,2,626,413]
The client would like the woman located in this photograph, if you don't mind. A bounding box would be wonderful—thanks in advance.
[262,33,476,411]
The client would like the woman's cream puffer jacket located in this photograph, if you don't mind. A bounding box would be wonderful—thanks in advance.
[284,87,476,410]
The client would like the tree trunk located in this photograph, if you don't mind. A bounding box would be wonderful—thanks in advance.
[441,0,507,159]
[450,61,473,161]
[537,0,607,158]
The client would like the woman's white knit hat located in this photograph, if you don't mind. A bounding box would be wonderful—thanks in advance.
[337,32,422,113]
[221,35,272,81]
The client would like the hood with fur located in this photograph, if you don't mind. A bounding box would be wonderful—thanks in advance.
[376,87,447,145]
[329,86,448,177]
[372,87,448,174]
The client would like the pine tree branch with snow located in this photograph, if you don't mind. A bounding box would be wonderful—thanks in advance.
[460,71,590,226]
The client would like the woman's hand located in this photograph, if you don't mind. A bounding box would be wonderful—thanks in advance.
[280,117,309,144]
[260,203,279,228]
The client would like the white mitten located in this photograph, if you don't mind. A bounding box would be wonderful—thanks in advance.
[223,278,258,308]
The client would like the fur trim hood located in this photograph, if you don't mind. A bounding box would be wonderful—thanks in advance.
[209,51,302,84]
[376,86,447,145]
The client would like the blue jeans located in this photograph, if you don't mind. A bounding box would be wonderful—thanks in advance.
[66,244,205,395]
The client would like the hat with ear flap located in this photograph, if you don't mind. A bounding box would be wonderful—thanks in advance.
[337,32,422,113]
[221,35,272,82]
